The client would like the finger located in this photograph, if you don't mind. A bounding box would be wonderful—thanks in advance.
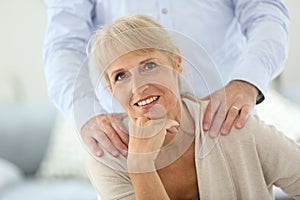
[165,119,180,129]
[110,115,129,145]
[111,121,129,145]
[129,118,166,138]
[165,120,179,135]
[208,103,226,138]
[202,101,218,131]
[93,130,120,157]
[103,125,128,156]
[116,112,128,120]
[235,105,251,129]
[85,137,104,157]
[166,126,179,136]
[221,106,240,135]
[113,113,129,133]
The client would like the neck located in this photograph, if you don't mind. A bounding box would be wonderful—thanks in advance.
[163,99,194,145]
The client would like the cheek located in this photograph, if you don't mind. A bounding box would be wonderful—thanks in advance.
[112,86,132,109]
[166,91,180,107]
[163,75,181,102]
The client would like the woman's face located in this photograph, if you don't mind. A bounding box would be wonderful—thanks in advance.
[105,50,182,121]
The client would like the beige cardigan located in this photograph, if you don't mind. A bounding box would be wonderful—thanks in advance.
[86,99,300,200]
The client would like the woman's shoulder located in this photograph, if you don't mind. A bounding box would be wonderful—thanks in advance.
[181,94,209,113]
[223,113,298,155]
[86,154,134,199]
[180,93,276,139]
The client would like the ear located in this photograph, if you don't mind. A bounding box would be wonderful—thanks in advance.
[174,48,183,73]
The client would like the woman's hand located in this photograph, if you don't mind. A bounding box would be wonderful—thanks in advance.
[202,80,259,138]
[128,117,179,154]
[127,117,179,173]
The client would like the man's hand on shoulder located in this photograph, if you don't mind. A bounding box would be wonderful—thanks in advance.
[81,113,129,157]
[202,80,259,138]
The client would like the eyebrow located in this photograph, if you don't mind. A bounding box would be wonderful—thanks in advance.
[109,57,158,79]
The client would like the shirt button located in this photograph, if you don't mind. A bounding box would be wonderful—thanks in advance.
[161,8,168,14]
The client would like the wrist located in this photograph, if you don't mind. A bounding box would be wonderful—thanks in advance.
[231,80,260,103]
[127,152,157,173]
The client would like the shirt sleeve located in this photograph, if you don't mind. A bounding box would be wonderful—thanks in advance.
[86,155,136,200]
[43,0,106,129]
[231,0,290,96]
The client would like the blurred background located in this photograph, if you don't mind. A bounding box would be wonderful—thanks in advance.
[0,1,299,200]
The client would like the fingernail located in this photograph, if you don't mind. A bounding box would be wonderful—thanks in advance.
[236,123,242,128]
[96,151,103,157]
[171,127,178,133]
[122,150,128,156]
[166,127,178,136]
[221,128,228,134]
[203,124,209,130]
[112,150,119,157]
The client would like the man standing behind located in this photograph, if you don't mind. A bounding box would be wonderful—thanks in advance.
[43,0,289,157]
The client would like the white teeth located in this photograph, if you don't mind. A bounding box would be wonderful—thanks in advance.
[137,96,158,106]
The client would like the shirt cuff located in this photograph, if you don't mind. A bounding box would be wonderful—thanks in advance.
[256,90,265,105]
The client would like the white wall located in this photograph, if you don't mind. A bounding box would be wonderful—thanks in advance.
[0,0,48,103]
[279,0,300,103]
[0,0,299,104]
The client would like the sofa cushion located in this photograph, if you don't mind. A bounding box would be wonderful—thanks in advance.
[0,158,23,191]
[36,113,89,179]
[0,179,97,200]
[0,102,56,175]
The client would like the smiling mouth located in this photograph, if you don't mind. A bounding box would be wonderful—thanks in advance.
[134,96,160,107]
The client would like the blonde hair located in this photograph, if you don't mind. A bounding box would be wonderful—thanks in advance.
[89,14,179,73]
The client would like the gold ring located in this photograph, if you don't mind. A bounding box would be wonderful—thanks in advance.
[231,106,240,111]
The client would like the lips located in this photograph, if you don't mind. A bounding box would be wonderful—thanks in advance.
[134,96,160,107]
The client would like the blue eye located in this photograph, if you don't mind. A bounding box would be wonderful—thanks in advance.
[115,71,130,82]
[143,62,158,71]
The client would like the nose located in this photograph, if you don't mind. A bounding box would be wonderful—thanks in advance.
[131,70,148,94]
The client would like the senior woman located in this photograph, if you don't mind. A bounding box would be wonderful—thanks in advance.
[86,14,300,200]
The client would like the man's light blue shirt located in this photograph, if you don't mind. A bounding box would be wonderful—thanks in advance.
[43,0,289,128]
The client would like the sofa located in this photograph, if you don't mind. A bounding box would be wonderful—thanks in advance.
[0,89,298,199]
[0,102,97,200]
